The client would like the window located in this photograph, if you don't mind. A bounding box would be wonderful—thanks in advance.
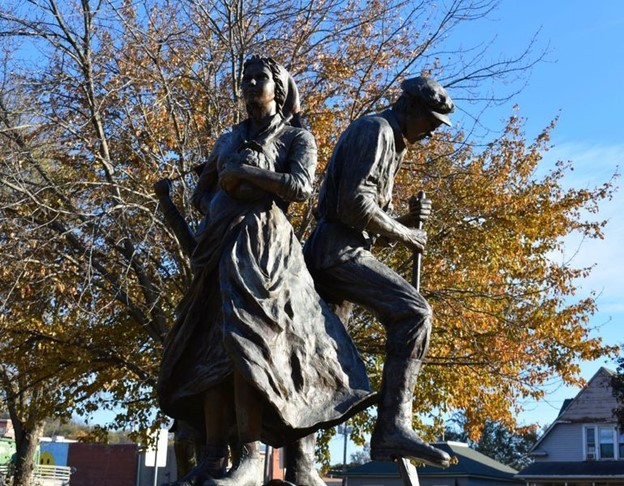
[599,427,615,458]
[584,426,624,460]
[585,427,596,459]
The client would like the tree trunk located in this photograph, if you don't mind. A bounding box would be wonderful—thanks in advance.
[11,421,44,486]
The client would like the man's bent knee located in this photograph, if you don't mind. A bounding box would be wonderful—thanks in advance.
[384,302,432,360]
[379,290,432,325]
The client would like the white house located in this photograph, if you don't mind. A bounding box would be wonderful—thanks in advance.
[516,367,624,485]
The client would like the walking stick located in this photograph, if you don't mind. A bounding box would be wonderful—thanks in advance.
[394,190,429,486]
[397,455,421,486]
[409,190,428,291]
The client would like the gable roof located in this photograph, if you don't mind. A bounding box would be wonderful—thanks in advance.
[346,442,519,482]
[558,367,617,422]
[529,367,617,453]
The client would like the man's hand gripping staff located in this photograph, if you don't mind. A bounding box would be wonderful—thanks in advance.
[409,190,431,291]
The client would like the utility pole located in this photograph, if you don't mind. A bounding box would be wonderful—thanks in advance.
[338,424,353,486]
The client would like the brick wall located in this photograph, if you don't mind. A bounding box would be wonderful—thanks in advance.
[67,443,138,486]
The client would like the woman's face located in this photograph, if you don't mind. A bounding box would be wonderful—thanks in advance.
[242,63,275,108]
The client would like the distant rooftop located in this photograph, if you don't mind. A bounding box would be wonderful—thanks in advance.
[346,441,519,482]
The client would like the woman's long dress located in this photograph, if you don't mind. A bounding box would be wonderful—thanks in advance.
[158,115,374,446]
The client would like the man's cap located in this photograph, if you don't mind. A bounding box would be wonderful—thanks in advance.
[400,76,454,126]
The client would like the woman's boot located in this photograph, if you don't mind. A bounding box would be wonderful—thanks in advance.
[214,442,264,486]
[174,444,228,485]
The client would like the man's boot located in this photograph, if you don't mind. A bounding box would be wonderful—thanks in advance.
[370,356,450,468]
[284,434,326,486]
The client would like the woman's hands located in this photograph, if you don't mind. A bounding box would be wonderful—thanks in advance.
[219,149,257,193]
[219,149,274,200]
[219,163,246,193]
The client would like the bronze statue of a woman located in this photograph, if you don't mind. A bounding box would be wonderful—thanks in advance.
[158,56,373,486]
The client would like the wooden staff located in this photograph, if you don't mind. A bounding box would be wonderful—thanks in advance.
[393,190,430,486]
[409,190,428,291]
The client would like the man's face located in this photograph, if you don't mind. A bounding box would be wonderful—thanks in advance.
[403,111,443,144]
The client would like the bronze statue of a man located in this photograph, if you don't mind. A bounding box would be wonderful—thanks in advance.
[304,76,454,468]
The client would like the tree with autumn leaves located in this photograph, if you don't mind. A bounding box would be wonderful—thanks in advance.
[0,0,617,481]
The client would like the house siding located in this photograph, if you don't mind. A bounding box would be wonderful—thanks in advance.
[349,477,466,486]
[349,477,403,486]
[349,477,516,486]
[421,478,466,486]
[534,422,584,462]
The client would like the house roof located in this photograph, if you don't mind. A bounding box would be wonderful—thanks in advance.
[558,367,617,422]
[517,460,624,479]
[558,398,573,416]
[529,366,617,453]
[346,442,519,481]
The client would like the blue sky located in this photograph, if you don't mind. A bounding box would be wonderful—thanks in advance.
[463,0,624,427]
[332,0,624,463]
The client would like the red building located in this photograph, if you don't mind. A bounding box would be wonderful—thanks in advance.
[67,443,138,486]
